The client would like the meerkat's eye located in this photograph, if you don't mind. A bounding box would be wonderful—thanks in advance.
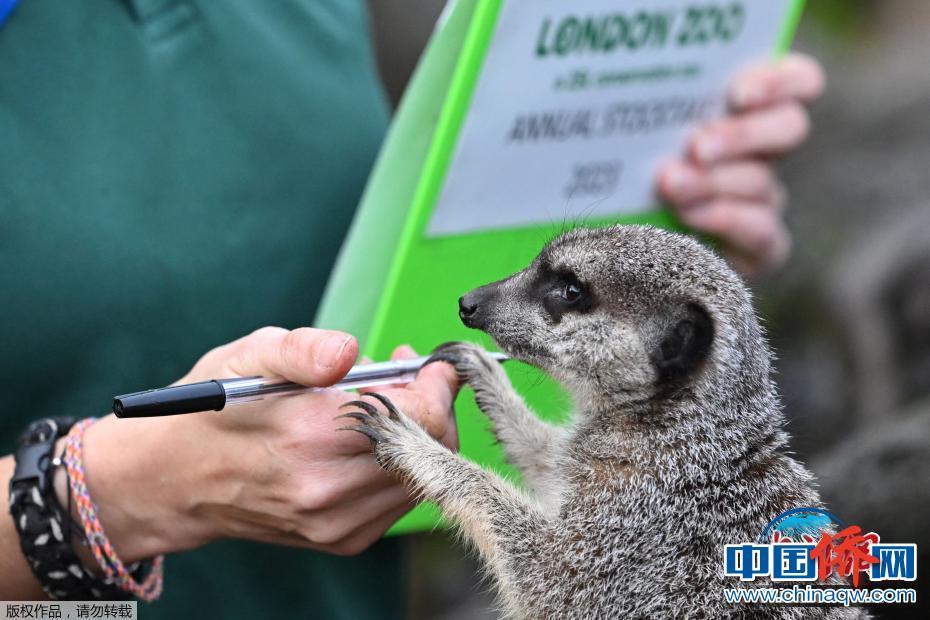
[532,262,595,322]
[561,282,583,303]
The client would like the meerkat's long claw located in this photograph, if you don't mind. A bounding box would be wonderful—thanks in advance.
[334,412,371,424]
[340,400,380,417]
[432,341,467,353]
[422,342,468,370]
[336,425,384,444]
[362,393,400,420]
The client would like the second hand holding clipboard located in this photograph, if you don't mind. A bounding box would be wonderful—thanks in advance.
[113,352,508,419]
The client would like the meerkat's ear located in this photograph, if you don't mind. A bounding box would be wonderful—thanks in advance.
[651,303,714,383]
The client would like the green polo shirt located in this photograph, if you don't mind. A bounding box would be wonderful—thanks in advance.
[0,0,402,616]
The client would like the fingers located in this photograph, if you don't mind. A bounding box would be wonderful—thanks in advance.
[657,55,821,277]
[659,159,787,276]
[206,480,413,556]
[347,358,459,451]
[326,497,415,556]
[300,452,398,506]
[226,326,358,387]
[729,52,826,110]
[675,199,791,277]
[658,160,783,207]
[689,101,810,165]
[391,344,418,360]
[401,360,460,443]
[311,488,415,556]
[412,356,460,401]
[271,483,410,553]
[690,54,823,165]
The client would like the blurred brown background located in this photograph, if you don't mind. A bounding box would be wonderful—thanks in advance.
[367,2,930,617]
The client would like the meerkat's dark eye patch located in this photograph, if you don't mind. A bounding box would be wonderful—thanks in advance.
[651,303,714,383]
[530,262,594,322]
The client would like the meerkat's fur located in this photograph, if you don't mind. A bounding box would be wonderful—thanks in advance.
[339,225,868,619]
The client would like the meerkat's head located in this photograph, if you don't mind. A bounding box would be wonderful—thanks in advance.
[458,225,767,409]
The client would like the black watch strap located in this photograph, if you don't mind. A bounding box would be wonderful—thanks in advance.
[9,417,132,600]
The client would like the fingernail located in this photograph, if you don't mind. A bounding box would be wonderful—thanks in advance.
[695,132,727,164]
[319,334,353,369]
[733,81,767,108]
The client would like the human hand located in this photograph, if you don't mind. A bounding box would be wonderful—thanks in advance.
[77,328,459,560]
[657,52,825,276]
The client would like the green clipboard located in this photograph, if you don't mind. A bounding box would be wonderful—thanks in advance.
[316,0,805,535]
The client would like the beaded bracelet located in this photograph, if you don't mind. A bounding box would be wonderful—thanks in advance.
[9,418,129,600]
[62,418,164,602]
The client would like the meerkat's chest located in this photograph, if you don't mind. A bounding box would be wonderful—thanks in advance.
[557,478,738,577]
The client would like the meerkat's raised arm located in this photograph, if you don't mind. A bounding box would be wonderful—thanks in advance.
[337,393,548,616]
[428,342,569,511]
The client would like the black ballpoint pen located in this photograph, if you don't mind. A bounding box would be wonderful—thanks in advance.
[113,352,508,418]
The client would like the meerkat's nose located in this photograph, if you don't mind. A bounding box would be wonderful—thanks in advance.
[459,295,479,320]
[459,282,499,329]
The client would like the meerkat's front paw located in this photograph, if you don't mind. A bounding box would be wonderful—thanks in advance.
[335,393,432,472]
[428,342,512,408]
[428,341,504,386]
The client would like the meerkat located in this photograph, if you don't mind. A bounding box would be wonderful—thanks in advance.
[338,225,868,619]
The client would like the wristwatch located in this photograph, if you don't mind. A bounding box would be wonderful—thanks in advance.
[9,417,131,600]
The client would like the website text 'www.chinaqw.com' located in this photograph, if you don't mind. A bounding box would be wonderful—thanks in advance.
[724,585,917,606]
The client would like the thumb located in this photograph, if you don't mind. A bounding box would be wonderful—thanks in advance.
[226,326,358,387]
